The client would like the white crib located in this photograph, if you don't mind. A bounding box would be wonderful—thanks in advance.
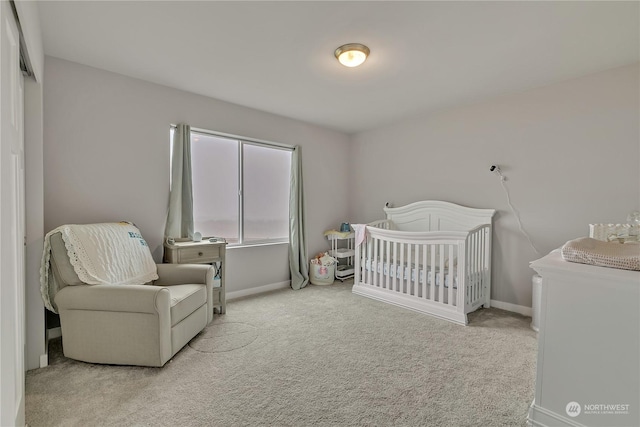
[353,201,495,325]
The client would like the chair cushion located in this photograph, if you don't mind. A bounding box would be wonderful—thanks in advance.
[166,284,207,326]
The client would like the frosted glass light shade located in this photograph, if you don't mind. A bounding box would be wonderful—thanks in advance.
[334,43,370,67]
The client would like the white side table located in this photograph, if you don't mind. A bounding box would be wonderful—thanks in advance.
[163,238,227,314]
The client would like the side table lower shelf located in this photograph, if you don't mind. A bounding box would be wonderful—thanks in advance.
[163,238,227,315]
[211,279,225,314]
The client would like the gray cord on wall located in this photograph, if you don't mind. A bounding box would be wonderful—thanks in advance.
[494,167,541,256]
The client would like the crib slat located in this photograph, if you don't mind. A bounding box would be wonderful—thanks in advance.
[471,233,480,304]
[430,246,436,301]
[468,233,473,304]
[469,232,474,304]
[477,230,481,303]
[393,241,398,292]
[413,244,419,297]
[399,242,405,293]
[467,234,476,304]
[373,237,379,288]
[361,238,367,285]
[448,245,454,306]
[362,237,366,284]
[412,243,417,295]
[467,233,472,305]
[483,229,488,300]
[379,238,385,288]
[366,236,372,285]
[422,244,428,299]
[438,245,445,303]
[471,232,477,304]
[464,235,469,305]
[478,231,483,302]
[457,240,466,309]
[406,243,412,295]
[478,230,489,300]
[385,240,390,290]
[476,229,482,302]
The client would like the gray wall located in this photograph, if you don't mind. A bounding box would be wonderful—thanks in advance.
[349,63,640,308]
[43,57,639,310]
[43,57,350,293]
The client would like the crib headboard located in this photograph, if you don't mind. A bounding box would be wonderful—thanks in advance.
[383,200,495,232]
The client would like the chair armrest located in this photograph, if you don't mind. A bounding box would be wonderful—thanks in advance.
[55,284,170,314]
[154,263,214,287]
[155,263,216,323]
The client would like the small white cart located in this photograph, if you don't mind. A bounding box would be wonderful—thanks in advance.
[325,231,355,281]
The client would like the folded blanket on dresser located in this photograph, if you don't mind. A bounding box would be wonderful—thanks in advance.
[561,237,640,271]
[40,222,159,312]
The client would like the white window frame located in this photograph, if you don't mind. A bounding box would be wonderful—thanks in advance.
[172,126,293,247]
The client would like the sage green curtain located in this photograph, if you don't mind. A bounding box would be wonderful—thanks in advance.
[165,124,194,238]
[289,146,309,290]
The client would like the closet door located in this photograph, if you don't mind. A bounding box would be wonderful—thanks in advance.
[0,0,26,425]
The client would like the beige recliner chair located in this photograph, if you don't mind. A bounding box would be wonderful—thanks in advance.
[48,231,215,367]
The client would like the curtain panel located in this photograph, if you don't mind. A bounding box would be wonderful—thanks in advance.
[165,123,194,238]
[289,145,309,290]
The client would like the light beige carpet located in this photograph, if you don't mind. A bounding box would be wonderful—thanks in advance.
[26,282,537,426]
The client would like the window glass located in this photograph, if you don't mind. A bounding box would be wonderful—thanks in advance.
[184,129,291,245]
[191,133,239,243]
[243,143,291,242]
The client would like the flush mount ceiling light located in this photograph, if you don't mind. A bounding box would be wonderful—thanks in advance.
[334,43,370,67]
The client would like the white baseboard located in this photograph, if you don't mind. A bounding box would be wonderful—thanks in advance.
[39,353,48,368]
[528,401,586,427]
[490,299,532,317]
[227,281,290,301]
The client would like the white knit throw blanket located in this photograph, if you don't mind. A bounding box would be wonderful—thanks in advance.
[40,222,159,312]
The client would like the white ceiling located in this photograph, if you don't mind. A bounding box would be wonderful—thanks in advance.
[38,1,639,134]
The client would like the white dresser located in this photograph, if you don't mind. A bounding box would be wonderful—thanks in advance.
[528,249,639,427]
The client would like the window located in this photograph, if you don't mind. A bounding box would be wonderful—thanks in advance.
[176,128,292,245]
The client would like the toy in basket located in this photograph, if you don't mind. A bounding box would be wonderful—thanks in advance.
[310,252,337,285]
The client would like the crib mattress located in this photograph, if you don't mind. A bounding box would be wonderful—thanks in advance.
[363,259,458,288]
